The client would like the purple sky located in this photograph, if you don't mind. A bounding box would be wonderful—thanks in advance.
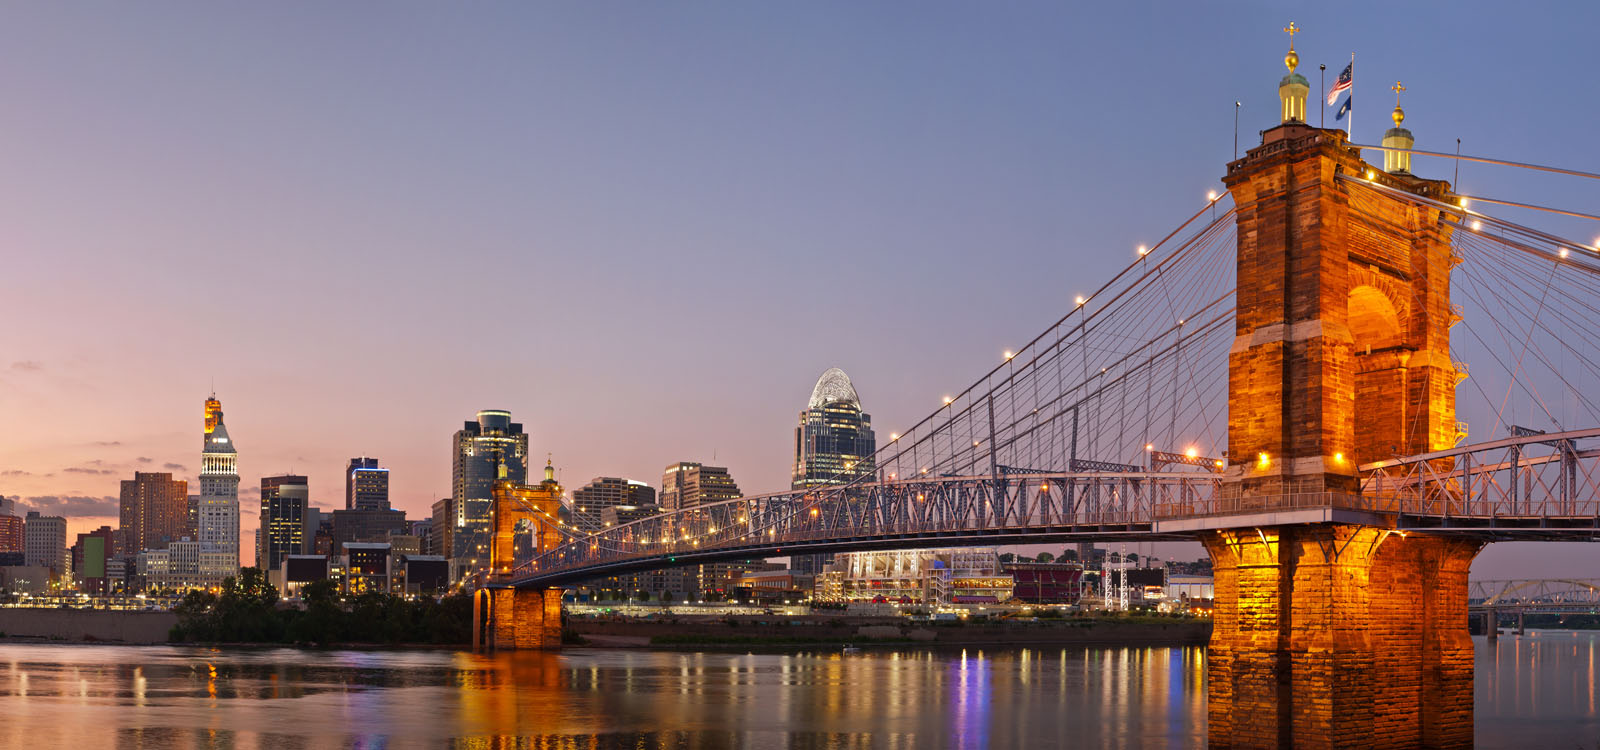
[2,3,1597,578]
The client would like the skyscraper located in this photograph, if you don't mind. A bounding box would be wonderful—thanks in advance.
[658,463,745,599]
[659,462,741,512]
[23,511,67,580]
[0,513,21,554]
[572,477,656,532]
[346,457,390,511]
[792,368,876,488]
[451,410,529,578]
[197,394,240,573]
[259,475,309,570]
[790,368,877,576]
[119,472,189,552]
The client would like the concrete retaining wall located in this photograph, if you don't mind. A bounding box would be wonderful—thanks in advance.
[0,609,177,644]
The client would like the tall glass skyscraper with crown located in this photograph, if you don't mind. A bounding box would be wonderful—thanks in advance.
[791,368,876,575]
[450,410,529,581]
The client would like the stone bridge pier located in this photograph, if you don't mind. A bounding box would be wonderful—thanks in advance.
[1206,47,1477,748]
[1202,526,1481,748]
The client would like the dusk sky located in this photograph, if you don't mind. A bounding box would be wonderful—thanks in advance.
[3,3,1598,578]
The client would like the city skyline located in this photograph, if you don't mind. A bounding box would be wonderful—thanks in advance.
[3,4,1599,581]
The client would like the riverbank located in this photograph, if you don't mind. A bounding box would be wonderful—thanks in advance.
[572,614,1211,649]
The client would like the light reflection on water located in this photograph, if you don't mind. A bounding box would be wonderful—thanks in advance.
[0,634,1587,748]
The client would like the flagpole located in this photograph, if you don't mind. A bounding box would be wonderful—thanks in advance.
[1347,53,1355,139]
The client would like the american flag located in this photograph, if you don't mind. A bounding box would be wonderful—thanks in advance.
[1327,62,1353,106]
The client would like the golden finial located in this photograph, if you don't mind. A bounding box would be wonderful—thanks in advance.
[1283,22,1301,72]
[1391,81,1406,126]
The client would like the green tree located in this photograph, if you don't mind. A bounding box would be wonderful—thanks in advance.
[998,552,1016,563]
[1036,552,1055,563]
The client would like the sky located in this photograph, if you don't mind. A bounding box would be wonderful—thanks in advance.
[2,2,1598,578]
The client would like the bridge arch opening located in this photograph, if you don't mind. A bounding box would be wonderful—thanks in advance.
[1349,285,1404,351]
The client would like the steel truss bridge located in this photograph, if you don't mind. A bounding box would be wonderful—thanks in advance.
[1470,578,1600,613]
[500,144,1600,591]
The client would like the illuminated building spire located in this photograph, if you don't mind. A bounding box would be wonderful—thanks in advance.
[1382,81,1415,174]
[205,394,222,434]
[1278,22,1309,124]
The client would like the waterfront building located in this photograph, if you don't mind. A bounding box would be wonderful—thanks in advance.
[134,537,232,591]
[72,526,117,595]
[346,457,390,511]
[572,477,656,532]
[342,542,392,594]
[815,548,1012,605]
[1003,561,1084,604]
[0,513,21,553]
[120,472,189,552]
[451,410,529,579]
[259,477,309,570]
[22,511,67,582]
[791,367,877,576]
[274,554,330,596]
[197,395,240,575]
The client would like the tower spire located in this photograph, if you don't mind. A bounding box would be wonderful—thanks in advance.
[1382,80,1415,175]
[1277,22,1310,124]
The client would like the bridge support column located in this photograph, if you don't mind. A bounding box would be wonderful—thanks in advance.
[1202,524,1481,749]
[474,587,564,650]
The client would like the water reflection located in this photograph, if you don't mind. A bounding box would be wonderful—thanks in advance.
[0,635,1588,748]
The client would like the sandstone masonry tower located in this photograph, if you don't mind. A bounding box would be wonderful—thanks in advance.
[1202,27,1480,749]
[473,459,566,650]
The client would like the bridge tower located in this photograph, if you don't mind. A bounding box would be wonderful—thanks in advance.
[473,459,566,650]
[1203,29,1481,749]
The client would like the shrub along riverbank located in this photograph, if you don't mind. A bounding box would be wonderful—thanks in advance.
[170,568,472,645]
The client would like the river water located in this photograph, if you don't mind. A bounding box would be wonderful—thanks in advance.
[0,633,1591,749]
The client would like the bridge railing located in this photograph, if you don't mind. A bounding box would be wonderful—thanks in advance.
[511,471,1224,581]
[1360,428,1600,520]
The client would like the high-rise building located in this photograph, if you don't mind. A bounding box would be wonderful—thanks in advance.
[119,472,189,552]
[657,463,744,599]
[659,462,741,512]
[0,513,21,553]
[572,477,656,532]
[429,497,453,558]
[791,368,877,576]
[259,477,308,571]
[792,368,877,488]
[23,511,67,580]
[450,410,528,576]
[346,457,390,511]
[197,394,240,573]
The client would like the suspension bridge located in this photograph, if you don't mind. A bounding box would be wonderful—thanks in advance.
[473,32,1600,750]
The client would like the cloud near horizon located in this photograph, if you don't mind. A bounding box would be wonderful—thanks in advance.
[162,462,186,472]
[15,495,119,517]
[10,361,42,372]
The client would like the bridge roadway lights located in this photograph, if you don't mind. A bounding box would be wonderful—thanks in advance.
[1201,524,1481,749]
[473,585,562,651]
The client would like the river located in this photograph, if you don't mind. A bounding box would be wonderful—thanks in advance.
[0,633,1591,748]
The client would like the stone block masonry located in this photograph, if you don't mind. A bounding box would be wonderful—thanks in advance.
[1202,526,1480,749]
